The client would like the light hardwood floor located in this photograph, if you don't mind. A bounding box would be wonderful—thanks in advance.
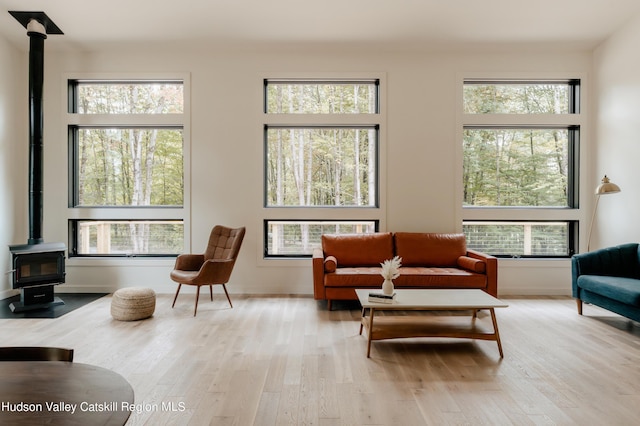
[2,293,640,425]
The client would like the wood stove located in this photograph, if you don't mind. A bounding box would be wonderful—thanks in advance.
[8,11,65,313]
[9,242,66,312]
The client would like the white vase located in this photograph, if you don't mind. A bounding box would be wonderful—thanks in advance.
[382,278,394,295]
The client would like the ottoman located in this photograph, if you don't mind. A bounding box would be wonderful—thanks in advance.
[111,287,156,321]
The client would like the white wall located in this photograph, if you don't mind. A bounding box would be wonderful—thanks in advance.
[3,44,593,298]
[0,36,27,299]
[592,15,640,249]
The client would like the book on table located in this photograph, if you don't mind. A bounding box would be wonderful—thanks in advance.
[368,292,396,304]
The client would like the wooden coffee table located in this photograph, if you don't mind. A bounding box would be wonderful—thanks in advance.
[355,289,508,358]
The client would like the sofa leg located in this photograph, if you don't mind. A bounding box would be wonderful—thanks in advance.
[576,299,583,315]
[327,300,332,311]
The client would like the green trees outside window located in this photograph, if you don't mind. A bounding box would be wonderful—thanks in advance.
[75,127,183,207]
[265,80,377,114]
[463,128,570,207]
[265,126,377,207]
[76,81,183,114]
[463,82,574,114]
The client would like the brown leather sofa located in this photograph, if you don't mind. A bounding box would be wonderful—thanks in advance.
[312,232,497,309]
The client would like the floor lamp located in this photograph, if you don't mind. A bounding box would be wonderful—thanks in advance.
[587,175,621,251]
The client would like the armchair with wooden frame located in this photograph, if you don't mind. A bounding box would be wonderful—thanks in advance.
[170,225,245,316]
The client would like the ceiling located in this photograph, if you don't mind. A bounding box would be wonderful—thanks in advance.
[1,0,640,52]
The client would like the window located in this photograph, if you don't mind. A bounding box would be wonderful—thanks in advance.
[265,79,379,114]
[265,220,378,257]
[463,126,577,207]
[71,220,184,256]
[264,125,378,207]
[463,221,576,258]
[67,78,188,257]
[71,127,183,207]
[461,79,581,258]
[463,81,578,114]
[263,77,383,258]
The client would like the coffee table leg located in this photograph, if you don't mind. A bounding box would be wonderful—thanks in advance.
[359,307,365,335]
[366,308,375,358]
[489,308,504,358]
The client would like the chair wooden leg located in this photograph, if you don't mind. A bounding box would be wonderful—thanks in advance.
[576,298,583,315]
[221,284,233,308]
[172,284,182,308]
[194,286,201,316]
[209,285,213,301]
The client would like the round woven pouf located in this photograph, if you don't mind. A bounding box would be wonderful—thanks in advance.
[111,287,156,321]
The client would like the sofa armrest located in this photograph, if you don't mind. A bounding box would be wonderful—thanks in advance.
[312,248,326,300]
[572,250,608,299]
[467,249,498,297]
[571,255,583,299]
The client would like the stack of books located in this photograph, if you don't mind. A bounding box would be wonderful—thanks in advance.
[368,292,397,304]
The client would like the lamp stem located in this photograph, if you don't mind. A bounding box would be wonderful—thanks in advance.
[587,195,601,252]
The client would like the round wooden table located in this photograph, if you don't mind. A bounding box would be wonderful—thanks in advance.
[0,361,134,425]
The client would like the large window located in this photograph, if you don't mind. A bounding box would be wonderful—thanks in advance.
[263,78,383,258]
[461,79,581,258]
[67,78,188,257]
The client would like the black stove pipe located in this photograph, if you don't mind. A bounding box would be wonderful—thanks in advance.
[27,22,46,245]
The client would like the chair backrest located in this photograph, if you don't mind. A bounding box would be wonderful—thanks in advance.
[204,226,246,261]
[0,346,74,362]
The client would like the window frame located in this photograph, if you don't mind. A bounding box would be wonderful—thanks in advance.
[68,219,184,258]
[263,219,379,258]
[462,220,578,259]
[261,74,386,261]
[65,74,190,260]
[458,76,584,259]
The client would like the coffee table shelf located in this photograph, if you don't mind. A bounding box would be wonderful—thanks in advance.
[355,289,508,358]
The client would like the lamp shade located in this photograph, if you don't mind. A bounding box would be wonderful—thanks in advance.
[595,175,621,195]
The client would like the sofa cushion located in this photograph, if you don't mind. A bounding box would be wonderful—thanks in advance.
[577,275,640,307]
[394,233,467,267]
[322,233,394,267]
[323,266,486,288]
[394,267,487,287]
